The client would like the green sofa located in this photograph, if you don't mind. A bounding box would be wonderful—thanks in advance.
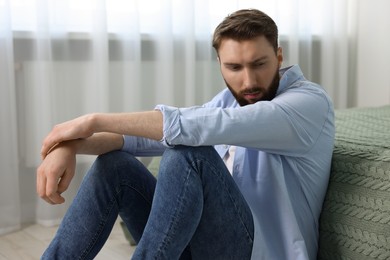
[318,105,390,259]
[122,106,390,259]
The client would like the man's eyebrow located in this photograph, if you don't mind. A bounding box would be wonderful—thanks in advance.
[223,62,240,66]
[251,56,269,63]
[223,56,269,66]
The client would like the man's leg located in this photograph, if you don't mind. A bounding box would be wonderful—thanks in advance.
[41,151,157,260]
[133,146,254,260]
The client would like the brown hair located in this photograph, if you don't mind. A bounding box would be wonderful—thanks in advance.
[212,9,278,54]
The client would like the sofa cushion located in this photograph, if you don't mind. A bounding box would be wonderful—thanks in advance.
[318,106,390,260]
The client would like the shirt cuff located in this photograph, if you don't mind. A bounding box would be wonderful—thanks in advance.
[121,135,137,154]
[154,104,181,147]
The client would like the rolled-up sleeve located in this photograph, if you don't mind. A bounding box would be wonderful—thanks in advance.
[121,135,166,156]
[122,135,137,153]
[154,84,333,156]
[154,105,181,147]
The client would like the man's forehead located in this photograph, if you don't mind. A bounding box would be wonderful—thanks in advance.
[218,37,274,62]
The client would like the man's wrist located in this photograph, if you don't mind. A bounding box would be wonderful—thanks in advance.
[84,113,100,134]
[60,139,81,154]
[88,113,115,134]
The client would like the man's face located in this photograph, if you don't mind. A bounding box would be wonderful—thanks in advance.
[218,36,283,106]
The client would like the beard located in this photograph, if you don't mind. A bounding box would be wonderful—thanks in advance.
[225,68,280,106]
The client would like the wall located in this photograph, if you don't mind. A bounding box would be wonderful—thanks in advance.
[356,0,390,107]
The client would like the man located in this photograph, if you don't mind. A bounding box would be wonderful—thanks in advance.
[38,9,334,260]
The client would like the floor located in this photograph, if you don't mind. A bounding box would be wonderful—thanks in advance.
[0,219,135,259]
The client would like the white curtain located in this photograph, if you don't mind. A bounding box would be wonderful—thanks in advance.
[0,0,358,235]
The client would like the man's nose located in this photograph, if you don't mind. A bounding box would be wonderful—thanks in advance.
[243,68,257,88]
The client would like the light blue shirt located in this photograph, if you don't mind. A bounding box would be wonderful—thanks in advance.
[122,65,335,259]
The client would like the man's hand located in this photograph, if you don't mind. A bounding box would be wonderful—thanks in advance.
[37,110,163,204]
[37,142,76,204]
[41,114,95,160]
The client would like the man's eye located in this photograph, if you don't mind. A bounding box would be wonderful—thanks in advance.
[254,62,265,67]
[228,65,241,71]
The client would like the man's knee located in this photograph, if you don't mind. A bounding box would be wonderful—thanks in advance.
[88,149,154,192]
[94,151,140,170]
[162,146,217,161]
[89,151,140,181]
[160,146,222,176]
[96,150,132,164]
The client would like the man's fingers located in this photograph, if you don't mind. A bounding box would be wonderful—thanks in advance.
[36,169,52,204]
[41,138,59,160]
[41,123,66,159]
[46,174,65,204]
[37,165,65,205]
[37,170,57,205]
[57,169,74,194]
[36,167,44,197]
[47,193,65,205]
[37,142,76,205]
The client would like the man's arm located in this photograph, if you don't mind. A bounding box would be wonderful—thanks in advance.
[71,132,124,155]
[41,110,163,158]
[38,111,163,205]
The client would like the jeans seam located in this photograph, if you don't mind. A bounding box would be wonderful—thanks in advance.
[79,181,153,259]
[122,183,154,208]
[199,159,254,244]
[155,168,192,259]
[78,190,119,260]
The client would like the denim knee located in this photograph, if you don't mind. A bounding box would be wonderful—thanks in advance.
[91,150,138,175]
[160,146,224,176]
[94,150,136,171]
[161,146,217,165]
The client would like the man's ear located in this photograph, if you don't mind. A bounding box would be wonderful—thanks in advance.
[277,47,283,68]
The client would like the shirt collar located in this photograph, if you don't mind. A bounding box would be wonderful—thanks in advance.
[276,64,305,95]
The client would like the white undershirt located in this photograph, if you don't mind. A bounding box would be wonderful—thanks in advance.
[223,145,236,175]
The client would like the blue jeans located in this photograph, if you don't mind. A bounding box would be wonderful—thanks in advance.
[42,146,254,259]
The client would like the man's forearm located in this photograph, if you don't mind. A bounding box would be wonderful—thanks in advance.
[70,111,162,155]
[73,132,124,155]
[57,132,123,156]
[41,110,163,159]
[90,110,163,141]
